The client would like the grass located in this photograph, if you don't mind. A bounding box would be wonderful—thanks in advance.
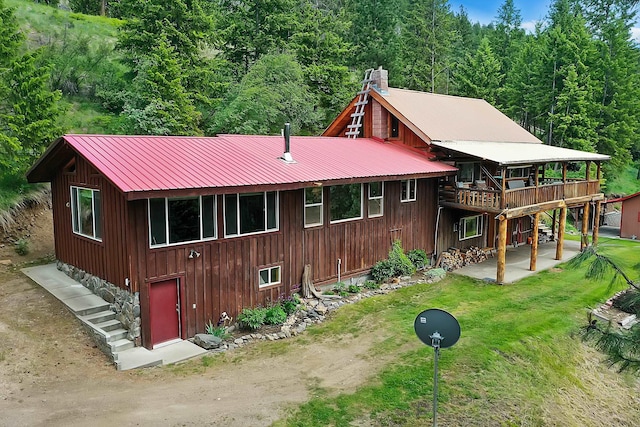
[603,163,640,196]
[273,239,640,426]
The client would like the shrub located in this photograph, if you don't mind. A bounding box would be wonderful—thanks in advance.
[388,240,416,277]
[15,239,29,256]
[363,280,380,290]
[238,307,267,331]
[371,259,395,283]
[347,283,360,293]
[407,249,428,270]
[264,305,287,325]
[281,294,300,315]
[205,320,230,339]
[332,282,348,297]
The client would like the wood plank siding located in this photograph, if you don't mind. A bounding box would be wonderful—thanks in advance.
[125,179,439,346]
[51,155,130,288]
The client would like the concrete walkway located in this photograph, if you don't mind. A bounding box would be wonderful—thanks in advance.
[452,239,581,283]
[21,264,207,370]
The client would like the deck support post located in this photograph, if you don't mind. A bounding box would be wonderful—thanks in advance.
[593,201,601,246]
[556,207,567,260]
[530,213,539,271]
[497,216,507,284]
[581,201,590,251]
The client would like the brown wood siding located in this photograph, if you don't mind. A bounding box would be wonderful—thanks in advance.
[51,156,129,288]
[131,179,439,347]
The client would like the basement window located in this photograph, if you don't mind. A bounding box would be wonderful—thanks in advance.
[329,184,363,223]
[258,265,281,288]
[224,191,279,237]
[459,215,483,240]
[401,179,417,202]
[304,187,323,227]
[148,195,216,247]
[368,182,384,217]
[71,186,102,241]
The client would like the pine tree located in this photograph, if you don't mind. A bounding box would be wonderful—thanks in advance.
[120,35,201,136]
[454,37,503,106]
[0,0,23,69]
[399,0,457,93]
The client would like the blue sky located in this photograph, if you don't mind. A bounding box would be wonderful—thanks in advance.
[448,0,640,41]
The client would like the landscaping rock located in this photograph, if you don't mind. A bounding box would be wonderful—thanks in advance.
[193,334,222,350]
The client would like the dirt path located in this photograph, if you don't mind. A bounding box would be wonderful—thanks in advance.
[0,207,392,426]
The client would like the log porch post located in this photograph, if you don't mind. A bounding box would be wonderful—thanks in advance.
[555,207,566,260]
[497,215,507,284]
[530,212,539,271]
[593,201,601,246]
[581,201,590,251]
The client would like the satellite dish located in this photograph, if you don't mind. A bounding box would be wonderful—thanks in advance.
[414,308,461,349]
[414,309,460,427]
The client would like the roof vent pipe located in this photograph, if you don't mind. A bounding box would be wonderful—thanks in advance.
[282,122,294,162]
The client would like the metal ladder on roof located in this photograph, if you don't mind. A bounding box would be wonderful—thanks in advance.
[345,68,374,138]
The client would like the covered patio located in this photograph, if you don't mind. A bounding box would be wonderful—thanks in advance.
[451,239,581,284]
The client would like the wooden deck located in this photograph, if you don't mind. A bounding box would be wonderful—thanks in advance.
[441,179,603,213]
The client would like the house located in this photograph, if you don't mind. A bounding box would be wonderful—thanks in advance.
[26,131,456,349]
[323,67,610,283]
[605,191,640,239]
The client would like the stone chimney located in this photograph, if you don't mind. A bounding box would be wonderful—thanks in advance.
[370,66,388,94]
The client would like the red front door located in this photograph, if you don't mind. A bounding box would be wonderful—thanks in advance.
[149,279,181,347]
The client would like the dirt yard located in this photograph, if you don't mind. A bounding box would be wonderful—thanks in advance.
[1,207,639,427]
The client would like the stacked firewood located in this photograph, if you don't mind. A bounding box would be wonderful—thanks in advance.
[437,246,488,271]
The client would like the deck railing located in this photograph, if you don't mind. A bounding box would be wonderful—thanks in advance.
[444,179,601,210]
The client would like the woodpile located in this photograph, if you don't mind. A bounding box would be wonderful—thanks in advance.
[437,246,489,271]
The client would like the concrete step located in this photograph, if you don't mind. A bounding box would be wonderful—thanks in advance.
[105,328,128,342]
[110,338,134,353]
[94,319,122,332]
[83,310,116,325]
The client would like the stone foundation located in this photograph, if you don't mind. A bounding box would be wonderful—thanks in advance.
[56,261,141,344]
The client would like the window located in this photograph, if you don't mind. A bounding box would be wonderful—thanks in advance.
[459,215,483,240]
[71,186,102,241]
[401,179,417,202]
[368,182,384,217]
[507,166,531,178]
[390,114,400,138]
[304,187,323,227]
[224,191,278,237]
[259,266,281,288]
[330,184,363,223]
[458,162,480,183]
[148,195,216,247]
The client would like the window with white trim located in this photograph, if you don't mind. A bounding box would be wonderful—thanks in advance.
[71,186,102,241]
[149,195,216,247]
[368,182,383,217]
[329,184,363,223]
[259,265,281,288]
[304,187,323,227]
[459,215,483,240]
[224,191,278,237]
[401,179,417,202]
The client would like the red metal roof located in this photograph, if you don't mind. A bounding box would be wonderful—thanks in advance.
[41,134,456,198]
[606,191,640,203]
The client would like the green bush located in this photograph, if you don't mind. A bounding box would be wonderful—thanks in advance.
[347,283,360,293]
[238,307,267,331]
[205,320,230,339]
[281,294,300,315]
[332,282,348,297]
[15,239,29,256]
[363,280,380,290]
[407,249,428,269]
[388,240,416,277]
[371,259,395,283]
[264,305,287,325]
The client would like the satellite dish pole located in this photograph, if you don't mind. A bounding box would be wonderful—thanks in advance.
[414,309,461,427]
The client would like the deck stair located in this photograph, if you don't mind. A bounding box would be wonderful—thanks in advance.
[345,68,374,138]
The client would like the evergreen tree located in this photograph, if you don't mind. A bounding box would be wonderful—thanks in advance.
[0,50,64,186]
[209,53,321,135]
[0,0,23,69]
[213,0,297,75]
[398,0,457,93]
[454,37,503,106]
[120,35,201,136]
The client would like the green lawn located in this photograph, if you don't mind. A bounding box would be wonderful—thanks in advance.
[274,240,639,426]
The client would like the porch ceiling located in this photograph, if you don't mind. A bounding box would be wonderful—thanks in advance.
[432,140,610,165]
